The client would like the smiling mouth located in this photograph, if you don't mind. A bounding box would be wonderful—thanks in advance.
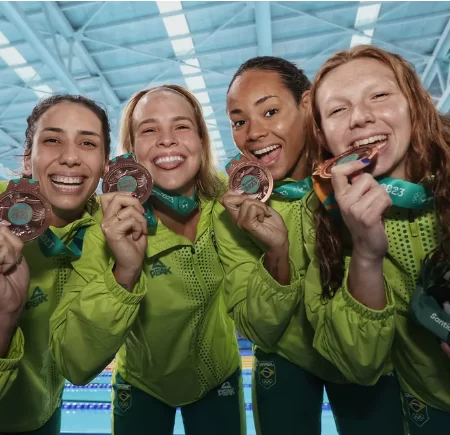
[50,175,85,191]
[154,155,185,170]
[351,134,388,150]
[251,144,281,159]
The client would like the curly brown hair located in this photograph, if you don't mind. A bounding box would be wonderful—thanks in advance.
[22,94,111,177]
[307,44,450,299]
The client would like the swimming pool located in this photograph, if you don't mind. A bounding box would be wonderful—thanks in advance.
[61,353,338,435]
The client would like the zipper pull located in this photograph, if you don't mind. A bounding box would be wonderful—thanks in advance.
[191,246,198,264]
[408,210,418,237]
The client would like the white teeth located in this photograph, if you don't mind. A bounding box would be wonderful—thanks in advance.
[50,175,83,185]
[253,145,281,156]
[154,156,185,165]
[353,135,388,148]
[51,182,82,191]
[377,140,387,149]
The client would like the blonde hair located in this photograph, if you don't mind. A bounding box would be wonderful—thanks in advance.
[119,85,223,199]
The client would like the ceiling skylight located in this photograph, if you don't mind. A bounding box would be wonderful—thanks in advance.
[185,75,206,90]
[0,31,53,99]
[180,58,201,75]
[157,1,182,14]
[350,2,381,47]
[163,14,190,37]
[171,37,195,56]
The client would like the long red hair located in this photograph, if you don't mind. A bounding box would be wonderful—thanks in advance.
[307,45,450,298]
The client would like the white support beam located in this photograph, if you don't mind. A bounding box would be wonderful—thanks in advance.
[43,2,121,109]
[437,78,450,113]
[254,2,272,56]
[437,64,446,93]
[41,1,63,64]
[421,17,450,90]
[0,2,81,94]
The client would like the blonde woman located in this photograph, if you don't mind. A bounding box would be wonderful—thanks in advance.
[50,85,245,435]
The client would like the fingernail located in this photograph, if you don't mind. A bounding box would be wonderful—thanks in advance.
[0,219,11,226]
[361,158,371,164]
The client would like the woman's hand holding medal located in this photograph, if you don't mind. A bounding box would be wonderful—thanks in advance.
[331,158,391,262]
[100,192,148,290]
[220,191,288,250]
[0,221,30,356]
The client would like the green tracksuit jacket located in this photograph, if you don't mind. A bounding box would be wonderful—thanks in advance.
[0,329,24,400]
[302,191,450,412]
[0,181,102,432]
[50,195,240,407]
[212,190,345,383]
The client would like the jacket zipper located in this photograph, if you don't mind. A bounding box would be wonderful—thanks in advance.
[408,210,425,273]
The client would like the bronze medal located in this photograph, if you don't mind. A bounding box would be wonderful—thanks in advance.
[0,179,52,242]
[313,145,379,179]
[102,155,153,204]
[229,161,273,202]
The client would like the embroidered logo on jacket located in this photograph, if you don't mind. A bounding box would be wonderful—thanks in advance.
[26,287,48,309]
[258,361,276,389]
[405,392,429,427]
[218,381,235,397]
[149,260,172,278]
[116,383,132,412]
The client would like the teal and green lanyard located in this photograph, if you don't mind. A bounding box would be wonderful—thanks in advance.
[273,177,312,199]
[315,176,434,213]
[226,153,312,200]
[144,188,199,228]
[376,177,434,209]
[38,227,88,258]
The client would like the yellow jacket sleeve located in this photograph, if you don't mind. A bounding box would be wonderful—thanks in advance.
[302,193,395,385]
[213,202,304,350]
[0,328,24,398]
[49,224,147,385]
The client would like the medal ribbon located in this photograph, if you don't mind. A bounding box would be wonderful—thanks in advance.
[38,226,88,258]
[272,177,312,199]
[143,189,198,228]
[313,176,434,214]
[109,153,134,163]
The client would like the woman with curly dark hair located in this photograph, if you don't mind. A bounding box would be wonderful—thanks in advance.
[0,94,110,434]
